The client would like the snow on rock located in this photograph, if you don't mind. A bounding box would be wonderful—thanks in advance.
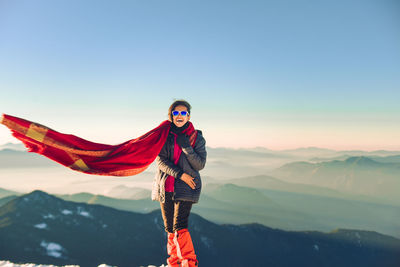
[61,209,73,215]
[43,214,55,219]
[0,262,162,267]
[78,211,90,217]
[200,235,212,249]
[0,261,78,267]
[34,223,48,229]
[77,207,92,218]
[40,241,65,258]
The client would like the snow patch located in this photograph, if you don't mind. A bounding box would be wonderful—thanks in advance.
[43,213,55,219]
[40,241,65,258]
[34,223,48,229]
[62,209,73,215]
[355,232,361,239]
[0,261,118,267]
[77,207,91,218]
[200,235,212,249]
[355,232,362,246]
[78,211,90,217]
[0,261,78,267]
[0,262,163,267]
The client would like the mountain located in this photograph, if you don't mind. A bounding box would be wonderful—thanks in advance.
[1,179,396,240]
[370,155,400,164]
[224,174,372,201]
[0,142,25,151]
[0,261,106,267]
[280,147,338,157]
[271,156,400,203]
[197,182,400,239]
[309,154,362,163]
[0,149,60,168]
[339,149,400,156]
[58,192,159,213]
[0,190,399,267]
[202,183,276,208]
[203,147,299,178]
[194,184,319,231]
[0,188,20,199]
[106,185,151,200]
[0,195,18,207]
[2,145,400,179]
[310,154,400,164]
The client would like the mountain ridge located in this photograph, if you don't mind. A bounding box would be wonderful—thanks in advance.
[0,190,399,267]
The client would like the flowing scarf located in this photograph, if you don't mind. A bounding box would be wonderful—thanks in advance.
[165,123,197,192]
[0,114,197,176]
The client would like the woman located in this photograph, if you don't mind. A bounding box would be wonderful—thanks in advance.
[1,100,206,266]
[152,100,207,267]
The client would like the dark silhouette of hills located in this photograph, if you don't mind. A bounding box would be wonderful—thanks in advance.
[0,190,399,267]
[1,181,399,240]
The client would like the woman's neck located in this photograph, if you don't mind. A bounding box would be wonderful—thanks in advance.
[171,121,189,134]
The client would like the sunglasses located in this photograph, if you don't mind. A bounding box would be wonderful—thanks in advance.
[172,110,189,116]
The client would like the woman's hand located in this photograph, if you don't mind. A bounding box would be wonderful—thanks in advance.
[176,134,191,148]
[180,173,196,189]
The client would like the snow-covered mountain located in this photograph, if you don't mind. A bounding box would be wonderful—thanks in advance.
[0,261,165,267]
[1,190,399,267]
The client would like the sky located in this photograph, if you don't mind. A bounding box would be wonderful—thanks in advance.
[0,0,399,150]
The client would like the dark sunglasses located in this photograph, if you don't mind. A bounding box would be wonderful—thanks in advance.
[172,110,189,116]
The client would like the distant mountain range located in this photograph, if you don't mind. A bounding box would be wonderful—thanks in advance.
[310,154,400,164]
[59,192,159,213]
[3,143,400,177]
[0,148,60,168]
[2,180,399,240]
[0,190,399,267]
[106,185,152,200]
[1,144,400,242]
[271,156,400,203]
[0,188,20,198]
[0,142,26,151]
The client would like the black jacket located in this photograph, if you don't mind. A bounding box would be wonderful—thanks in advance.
[151,127,207,203]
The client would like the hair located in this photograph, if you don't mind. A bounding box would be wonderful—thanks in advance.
[168,99,191,121]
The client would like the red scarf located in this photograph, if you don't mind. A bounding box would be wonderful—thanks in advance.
[165,124,197,192]
[0,114,197,176]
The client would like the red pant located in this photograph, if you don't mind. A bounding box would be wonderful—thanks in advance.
[167,229,198,267]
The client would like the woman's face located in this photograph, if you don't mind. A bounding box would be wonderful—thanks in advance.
[172,105,191,127]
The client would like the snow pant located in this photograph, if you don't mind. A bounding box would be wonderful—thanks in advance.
[160,191,193,233]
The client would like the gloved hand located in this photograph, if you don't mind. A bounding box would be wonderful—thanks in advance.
[176,134,191,148]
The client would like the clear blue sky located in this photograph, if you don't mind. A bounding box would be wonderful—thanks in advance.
[1,0,399,150]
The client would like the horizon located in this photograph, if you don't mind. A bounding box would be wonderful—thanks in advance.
[2,140,400,153]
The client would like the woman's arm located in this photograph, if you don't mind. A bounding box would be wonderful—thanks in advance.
[181,132,207,171]
[156,140,184,178]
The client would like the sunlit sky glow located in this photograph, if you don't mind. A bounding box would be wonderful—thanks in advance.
[0,0,399,150]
